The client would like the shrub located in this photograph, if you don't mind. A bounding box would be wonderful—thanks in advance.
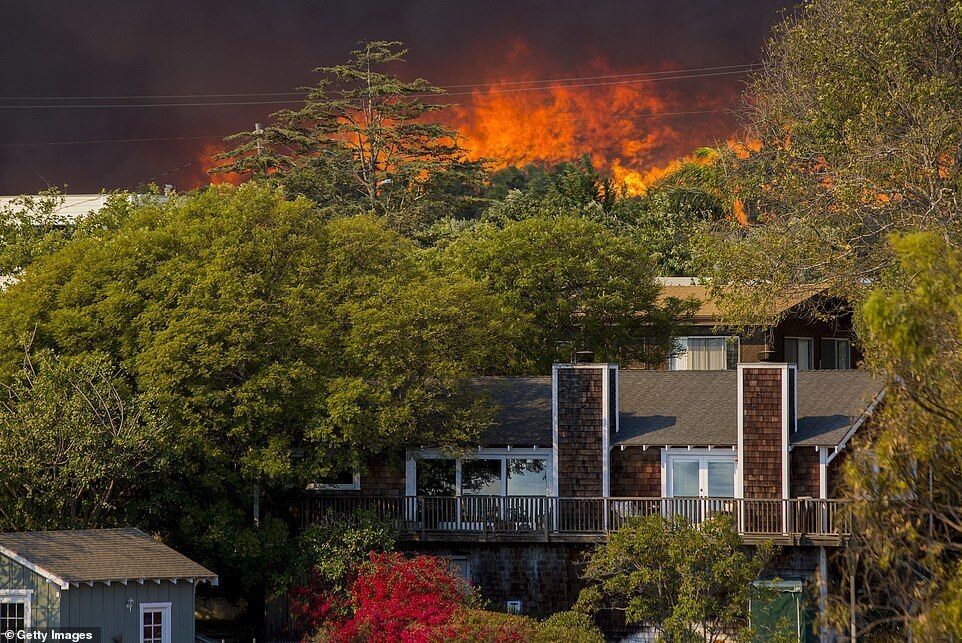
[538,611,604,643]
[287,509,397,630]
[436,608,540,642]
[330,552,469,643]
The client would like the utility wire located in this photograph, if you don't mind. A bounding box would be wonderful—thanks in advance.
[0,68,759,109]
[0,63,759,101]
[0,108,728,149]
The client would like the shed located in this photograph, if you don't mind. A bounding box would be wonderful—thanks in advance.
[0,528,217,641]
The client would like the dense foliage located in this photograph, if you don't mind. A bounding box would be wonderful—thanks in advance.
[0,184,521,592]
[576,514,772,642]
[828,232,962,639]
[698,0,962,323]
[0,349,166,531]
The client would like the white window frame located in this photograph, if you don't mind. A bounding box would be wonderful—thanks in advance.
[670,336,739,371]
[820,337,852,370]
[0,589,32,630]
[662,448,736,497]
[784,336,814,370]
[307,470,361,491]
[405,448,551,497]
[139,601,172,643]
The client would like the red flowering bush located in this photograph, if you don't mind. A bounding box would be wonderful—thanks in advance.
[328,552,469,643]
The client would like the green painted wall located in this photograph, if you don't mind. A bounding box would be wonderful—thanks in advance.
[60,580,196,641]
[0,555,61,628]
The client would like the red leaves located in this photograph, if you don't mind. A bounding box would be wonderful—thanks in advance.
[291,551,470,642]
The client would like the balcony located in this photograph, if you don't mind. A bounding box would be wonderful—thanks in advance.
[300,495,851,546]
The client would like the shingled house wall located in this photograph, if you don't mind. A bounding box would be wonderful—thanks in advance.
[610,447,662,497]
[790,447,820,498]
[556,367,604,497]
[742,367,784,498]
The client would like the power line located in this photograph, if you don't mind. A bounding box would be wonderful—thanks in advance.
[0,108,729,149]
[0,135,227,148]
[0,67,759,110]
[0,63,759,101]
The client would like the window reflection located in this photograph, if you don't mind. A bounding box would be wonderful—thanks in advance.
[507,459,547,495]
[461,459,502,495]
[417,459,456,496]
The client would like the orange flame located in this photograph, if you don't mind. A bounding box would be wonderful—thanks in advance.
[193,143,244,188]
[450,50,726,195]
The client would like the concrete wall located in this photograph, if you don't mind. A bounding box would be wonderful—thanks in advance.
[0,555,61,628]
[60,579,196,641]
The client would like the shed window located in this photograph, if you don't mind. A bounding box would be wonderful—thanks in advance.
[0,590,30,632]
[140,602,171,643]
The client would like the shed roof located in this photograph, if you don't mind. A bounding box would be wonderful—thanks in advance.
[474,377,552,446]
[0,528,217,588]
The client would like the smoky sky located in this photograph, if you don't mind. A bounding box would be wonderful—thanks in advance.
[0,0,798,194]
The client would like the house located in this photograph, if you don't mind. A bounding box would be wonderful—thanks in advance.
[304,358,883,633]
[0,528,217,640]
[659,277,860,371]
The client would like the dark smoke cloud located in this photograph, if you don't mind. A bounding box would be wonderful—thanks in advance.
[0,0,797,193]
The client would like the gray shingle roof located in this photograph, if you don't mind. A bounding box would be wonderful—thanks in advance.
[615,370,882,447]
[474,370,883,448]
[475,377,553,446]
[0,528,217,586]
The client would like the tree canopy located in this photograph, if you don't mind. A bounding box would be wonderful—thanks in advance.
[697,0,962,323]
[0,183,522,591]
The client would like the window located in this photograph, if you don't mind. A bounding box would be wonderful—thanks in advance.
[666,453,736,497]
[820,338,852,370]
[417,458,456,496]
[507,459,548,495]
[0,590,29,632]
[140,603,171,643]
[309,468,361,491]
[449,557,471,582]
[506,600,523,614]
[462,459,501,495]
[671,336,739,371]
[410,451,550,497]
[784,337,814,370]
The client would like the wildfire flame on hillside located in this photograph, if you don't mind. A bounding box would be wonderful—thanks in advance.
[449,51,732,195]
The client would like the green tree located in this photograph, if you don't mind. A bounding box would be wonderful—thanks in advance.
[576,514,772,642]
[441,213,691,370]
[697,0,962,323]
[0,183,522,592]
[216,41,485,234]
[0,349,167,531]
[826,231,962,640]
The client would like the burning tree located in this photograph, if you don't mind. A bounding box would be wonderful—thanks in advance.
[215,40,485,233]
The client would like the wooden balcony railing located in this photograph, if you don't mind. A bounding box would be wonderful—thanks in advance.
[300,495,851,542]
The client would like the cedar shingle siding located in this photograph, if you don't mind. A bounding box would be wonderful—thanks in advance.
[610,447,661,497]
[791,447,820,498]
[742,368,783,498]
[557,368,604,497]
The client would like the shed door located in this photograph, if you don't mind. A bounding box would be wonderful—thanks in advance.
[140,602,171,643]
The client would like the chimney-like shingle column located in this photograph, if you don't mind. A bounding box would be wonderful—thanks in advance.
[552,363,615,497]
[738,364,793,499]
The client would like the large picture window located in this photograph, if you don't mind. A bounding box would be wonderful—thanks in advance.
[409,450,550,497]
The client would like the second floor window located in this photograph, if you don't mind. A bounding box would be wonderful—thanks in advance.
[671,336,739,371]
[784,337,814,370]
[821,338,852,370]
